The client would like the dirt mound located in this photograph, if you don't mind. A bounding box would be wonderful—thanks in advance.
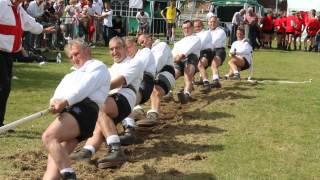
[5,81,256,179]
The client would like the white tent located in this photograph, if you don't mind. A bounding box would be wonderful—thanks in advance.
[287,0,320,12]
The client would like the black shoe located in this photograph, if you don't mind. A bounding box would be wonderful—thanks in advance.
[60,172,77,180]
[70,148,92,161]
[120,127,137,146]
[177,92,188,104]
[211,80,222,88]
[97,143,127,169]
[200,81,211,93]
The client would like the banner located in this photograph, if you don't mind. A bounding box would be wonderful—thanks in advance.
[129,0,143,9]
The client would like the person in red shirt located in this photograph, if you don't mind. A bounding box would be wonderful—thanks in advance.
[274,11,286,49]
[294,12,305,50]
[260,10,274,48]
[285,11,297,50]
[304,9,320,51]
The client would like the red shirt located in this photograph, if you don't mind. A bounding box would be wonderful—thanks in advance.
[286,15,296,33]
[261,15,273,31]
[295,17,305,34]
[307,18,320,36]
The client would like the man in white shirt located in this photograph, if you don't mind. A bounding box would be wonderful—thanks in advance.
[42,39,110,180]
[101,1,113,46]
[0,0,54,127]
[136,9,149,36]
[172,20,201,104]
[225,28,252,80]
[70,36,144,169]
[92,0,103,43]
[193,19,214,92]
[120,37,156,145]
[197,16,226,90]
[27,0,45,19]
[135,34,175,127]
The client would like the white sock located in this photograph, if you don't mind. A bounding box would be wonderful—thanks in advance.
[122,117,136,128]
[83,145,96,154]
[106,135,120,145]
[60,168,74,174]
[203,78,209,83]
[234,70,239,74]
[212,74,219,80]
[184,91,191,96]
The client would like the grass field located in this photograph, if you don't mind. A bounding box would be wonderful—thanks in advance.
[0,47,319,179]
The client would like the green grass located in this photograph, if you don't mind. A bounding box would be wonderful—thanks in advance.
[0,47,320,179]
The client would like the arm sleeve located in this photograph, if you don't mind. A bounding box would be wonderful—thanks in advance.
[120,60,143,86]
[66,66,109,106]
[21,7,43,34]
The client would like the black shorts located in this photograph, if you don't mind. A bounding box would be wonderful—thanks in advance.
[240,57,251,71]
[62,98,99,142]
[155,65,175,94]
[167,23,176,29]
[208,48,226,67]
[199,48,214,62]
[109,93,131,124]
[139,73,155,104]
[174,53,198,73]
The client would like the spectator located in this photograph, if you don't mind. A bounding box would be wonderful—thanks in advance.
[101,1,113,46]
[64,0,81,39]
[112,16,124,37]
[244,7,260,50]
[304,9,320,51]
[285,11,297,50]
[293,11,305,51]
[161,0,181,44]
[260,10,274,49]
[92,0,103,43]
[136,9,149,37]
[206,5,216,20]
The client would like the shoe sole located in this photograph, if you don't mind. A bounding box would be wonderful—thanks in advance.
[177,93,187,104]
[98,160,126,169]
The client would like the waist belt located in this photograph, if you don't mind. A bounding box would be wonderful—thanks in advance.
[123,84,136,94]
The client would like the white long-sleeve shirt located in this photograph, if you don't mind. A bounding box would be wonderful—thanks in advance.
[195,30,213,51]
[109,57,144,110]
[210,27,226,49]
[0,0,43,52]
[51,59,110,107]
[27,1,45,18]
[151,40,174,74]
[230,39,253,64]
[172,35,201,58]
[134,48,156,77]
[102,8,113,27]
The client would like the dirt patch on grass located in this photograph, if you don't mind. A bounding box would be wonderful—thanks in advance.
[4,81,256,179]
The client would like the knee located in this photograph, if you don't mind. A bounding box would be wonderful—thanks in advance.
[197,61,204,69]
[42,130,56,148]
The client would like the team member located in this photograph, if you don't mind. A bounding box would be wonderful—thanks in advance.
[120,37,156,145]
[172,20,201,104]
[161,0,181,44]
[70,37,143,169]
[197,16,226,89]
[192,19,213,92]
[135,34,175,127]
[285,11,297,51]
[224,28,253,80]
[42,39,110,180]
[0,0,54,127]
[260,11,274,49]
[304,9,320,51]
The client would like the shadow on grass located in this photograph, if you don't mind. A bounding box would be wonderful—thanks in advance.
[182,110,235,121]
[0,130,41,139]
[115,167,216,180]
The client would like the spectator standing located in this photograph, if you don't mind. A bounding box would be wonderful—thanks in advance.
[92,0,103,43]
[101,1,113,46]
[260,11,274,48]
[244,7,260,50]
[0,0,54,127]
[64,0,81,39]
[293,12,305,50]
[161,0,181,44]
[27,0,45,48]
